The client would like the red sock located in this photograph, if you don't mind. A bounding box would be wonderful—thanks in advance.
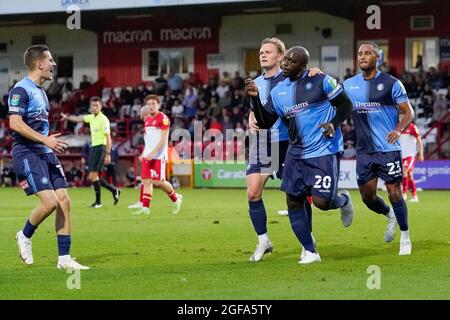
[307,196,312,205]
[402,177,409,194]
[142,193,152,208]
[139,184,144,203]
[408,178,417,197]
[167,189,178,202]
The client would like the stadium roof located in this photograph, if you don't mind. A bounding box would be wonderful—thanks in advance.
[0,0,437,28]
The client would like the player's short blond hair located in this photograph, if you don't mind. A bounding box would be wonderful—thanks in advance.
[261,37,286,54]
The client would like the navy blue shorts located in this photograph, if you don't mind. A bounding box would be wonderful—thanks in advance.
[13,153,68,196]
[356,151,403,186]
[246,137,289,180]
[281,153,341,200]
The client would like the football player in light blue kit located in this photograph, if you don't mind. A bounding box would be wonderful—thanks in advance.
[247,46,354,264]
[343,41,414,255]
[9,45,89,269]
[247,38,320,262]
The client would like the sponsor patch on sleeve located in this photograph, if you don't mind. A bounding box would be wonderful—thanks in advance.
[10,94,21,106]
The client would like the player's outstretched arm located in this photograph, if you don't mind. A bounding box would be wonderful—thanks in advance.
[9,115,68,153]
[318,91,353,138]
[60,113,85,122]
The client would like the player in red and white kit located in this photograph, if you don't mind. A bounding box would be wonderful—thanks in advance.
[131,94,182,215]
[399,118,424,202]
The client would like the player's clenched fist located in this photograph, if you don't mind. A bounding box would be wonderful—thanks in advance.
[245,78,259,96]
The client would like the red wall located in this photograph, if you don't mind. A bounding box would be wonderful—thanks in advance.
[97,18,219,87]
[354,1,450,74]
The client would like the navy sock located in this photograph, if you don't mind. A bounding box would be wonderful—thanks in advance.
[330,193,348,209]
[22,219,37,238]
[305,201,312,232]
[390,198,409,231]
[57,235,71,256]
[288,207,315,253]
[249,200,267,235]
[366,196,390,215]
[100,178,116,194]
[93,180,101,204]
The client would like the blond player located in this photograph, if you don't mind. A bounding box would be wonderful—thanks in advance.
[399,118,424,202]
[132,95,182,215]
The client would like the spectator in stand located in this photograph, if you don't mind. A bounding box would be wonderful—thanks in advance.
[446,84,450,107]
[342,140,357,159]
[0,99,7,119]
[79,74,91,90]
[154,72,168,95]
[203,75,219,102]
[344,68,353,81]
[120,86,133,106]
[1,166,16,187]
[183,86,198,108]
[162,89,176,109]
[230,106,242,126]
[222,114,234,131]
[420,83,435,118]
[136,83,149,102]
[231,71,245,91]
[65,162,82,187]
[208,97,221,118]
[431,93,449,130]
[221,71,232,86]
[219,90,232,110]
[341,121,357,146]
[210,116,223,132]
[75,93,90,115]
[171,99,184,119]
[216,80,230,99]
[230,90,243,108]
[46,78,62,101]
[125,165,137,187]
[167,72,183,95]
[130,98,142,119]
[196,100,208,120]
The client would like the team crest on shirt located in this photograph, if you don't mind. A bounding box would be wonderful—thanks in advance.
[377,83,385,91]
[305,82,313,90]
[162,117,169,126]
[11,94,20,106]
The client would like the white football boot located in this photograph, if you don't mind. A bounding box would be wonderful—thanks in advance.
[249,238,273,262]
[16,231,33,265]
[57,255,90,270]
[384,208,397,243]
[339,190,354,227]
[299,250,321,265]
[172,194,183,214]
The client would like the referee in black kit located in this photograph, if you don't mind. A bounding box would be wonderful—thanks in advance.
[62,97,120,208]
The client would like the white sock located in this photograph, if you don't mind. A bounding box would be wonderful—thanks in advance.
[386,208,395,219]
[258,233,269,244]
[58,254,71,261]
[400,230,410,242]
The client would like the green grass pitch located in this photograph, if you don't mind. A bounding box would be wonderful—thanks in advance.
[0,187,449,299]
